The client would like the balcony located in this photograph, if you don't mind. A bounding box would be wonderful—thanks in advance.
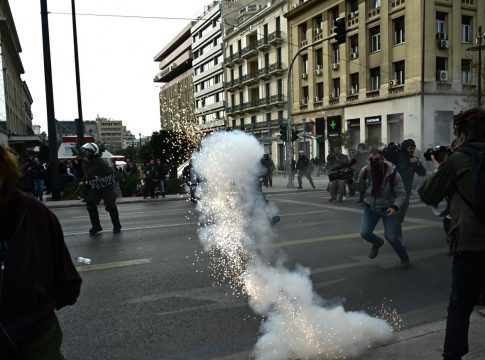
[300,39,308,47]
[245,100,260,112]
[389,84,405,94]
[329,95,340,105]
[241,72,259,86]
[224,54,235,67]
[233,50,244,64]
[268,30,283,45]
[313,96,323,107]
[270,94,285,106]
[347,10,359,28]
[389,0,405,10]
[233,77,244,89]
[368,6,380,18]
[258,66,271,79]
[269,62,284,75]
[241,45,258,59]
[259,97,272,109]
[257,36,270,50]
[366,89,380,98]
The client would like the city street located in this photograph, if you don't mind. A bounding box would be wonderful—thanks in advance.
[53,187,454,360]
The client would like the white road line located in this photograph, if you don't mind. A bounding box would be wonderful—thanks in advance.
[64,222,197,236]
[71,208,190,219]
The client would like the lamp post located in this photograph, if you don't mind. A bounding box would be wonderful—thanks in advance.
[71,0,84,151]
[286,33,338,187]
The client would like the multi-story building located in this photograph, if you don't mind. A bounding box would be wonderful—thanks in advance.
[0,0,33,136]
[96,117,123,151]
[284,0,485,160]
[224,0,290,168]
[122,126,137,149]
[154,22,195,131]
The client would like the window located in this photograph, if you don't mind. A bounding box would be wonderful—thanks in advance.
[349,0,358,13]
[276,16,281,32]
[370,0,380,10]
[316,82,324,99]
[301,54,308,74]
[332,43,340,64]
[332,78,340,97]
[329,6,339,32]
[436,57,448,81]
[393,61,405,85]
[314,16,323,34]
[315,48,323,67]
[462,16,472,43]
[299,22,308,41]
[277,79,283,95]
[265,82,271,99]
[350,35,358,57]
[370,67,380,90]
[350,73,359,94]
[436,12,447,37]
[462,59,472,84]
[370,26,380,52]
[302,86,309,102]
[394,16,405,45]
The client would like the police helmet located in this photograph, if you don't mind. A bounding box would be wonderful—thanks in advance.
[81,142,100,156]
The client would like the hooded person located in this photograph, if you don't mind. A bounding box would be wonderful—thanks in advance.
[80,142,122,235]
[295,150,316,189]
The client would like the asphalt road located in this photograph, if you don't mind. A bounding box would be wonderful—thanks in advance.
[53,190,451,360]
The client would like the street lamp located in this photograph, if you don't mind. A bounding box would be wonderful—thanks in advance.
[285,31,341,187]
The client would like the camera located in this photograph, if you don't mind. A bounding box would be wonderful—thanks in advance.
[424,145,450,163]
[328,159,356,183]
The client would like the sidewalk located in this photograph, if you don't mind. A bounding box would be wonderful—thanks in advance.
[45,173,330,208]
[215,310,485,359]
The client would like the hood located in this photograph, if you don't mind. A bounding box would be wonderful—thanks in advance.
[401,139,416,150]
[366,160,396,177]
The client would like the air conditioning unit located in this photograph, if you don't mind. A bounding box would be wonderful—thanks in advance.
[314,96,321,102]
[315,69,322,75]
[438,70,449,82]
[350,88,357,95]
[315,28,322,35]
[300,98,308,105]
[436,32,447,40]
[301,73,308,80]
[331,63,339,70]
[349,11,355,18]
[350,52,358,59]
[389,79,397,87]
[438,40,449,49]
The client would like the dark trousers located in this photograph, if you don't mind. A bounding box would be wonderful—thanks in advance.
[443,252,485,360]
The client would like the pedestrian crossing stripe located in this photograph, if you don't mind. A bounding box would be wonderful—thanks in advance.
[76,258,151,272]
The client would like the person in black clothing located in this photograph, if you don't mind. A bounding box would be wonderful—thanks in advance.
[19,158,35,195]
[260,153,276,187]
[156,158,167,198]
[0,144,82,360]
[80,143,122,235]
[296,151,316,189]
[143,159,159,199]
[32,158,47,201]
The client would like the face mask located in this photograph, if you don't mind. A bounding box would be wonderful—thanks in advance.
[370,160,383,172]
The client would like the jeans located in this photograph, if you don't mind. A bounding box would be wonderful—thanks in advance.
[360,206,409,260]
[396,191,411,237]
[329,179,346,200]
[443,252,485,360]
[34,179,44,200]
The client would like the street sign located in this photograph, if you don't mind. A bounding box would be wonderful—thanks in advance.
[327,115,341,138]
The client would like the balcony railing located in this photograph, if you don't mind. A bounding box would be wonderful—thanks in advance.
[269,62,284,74]
[257,36,270,49]
[366,89,380,98]
[268,30,283,44]
[241,72,259,85]
[258,66,271,78]
[241,45,258,59]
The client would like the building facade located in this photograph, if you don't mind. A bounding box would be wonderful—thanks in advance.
[154,22,195,131]
[0,0,33,136]
[224,0,290,168]
[96,117,124,151]
[284,0,485,160]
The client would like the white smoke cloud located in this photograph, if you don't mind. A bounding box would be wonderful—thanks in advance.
[193,131,394,359]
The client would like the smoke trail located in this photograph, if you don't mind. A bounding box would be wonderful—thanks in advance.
[193,131,393,359]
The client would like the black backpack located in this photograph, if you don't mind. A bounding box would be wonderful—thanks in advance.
[456,144,485,222]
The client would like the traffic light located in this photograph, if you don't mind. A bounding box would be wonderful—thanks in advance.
[291,129,299,142]
[334,17,346,44]
[279,123,288,142]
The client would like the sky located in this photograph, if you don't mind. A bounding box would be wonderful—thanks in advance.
[9,0,211,137]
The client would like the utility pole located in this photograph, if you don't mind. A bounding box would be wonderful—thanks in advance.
[478,25,482,108]
[72,0,85,151]
[40,0,60,200]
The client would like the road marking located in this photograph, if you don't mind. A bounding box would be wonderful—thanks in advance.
[257,224,432,249]
[64,222,197,236]
[76,258,151,272]
[71,208,189,219]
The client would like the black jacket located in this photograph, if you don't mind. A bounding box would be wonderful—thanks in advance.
[0,190,81,355]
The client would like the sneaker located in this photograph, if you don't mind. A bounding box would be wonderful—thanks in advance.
[400,257,410,270]
[113,226,122,234]
[329,198,337,202]
[271,216,280,226]
[368,241,384,259]
[297,186,302,189]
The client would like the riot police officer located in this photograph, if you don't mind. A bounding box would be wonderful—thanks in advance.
[80,143,122,235]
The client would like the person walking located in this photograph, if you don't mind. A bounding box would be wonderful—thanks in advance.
[32,158,47,201]
[0,144,82,359]
[419,108,485,360]
[358,148,410,269]
[80,142,122,235]
[325,146,350,202]
[296,150,316,189]
[352,143,369,203]
[260,153,276,187]
[183,160,199,203]
[384,138,426,236]
[143,159,158,199]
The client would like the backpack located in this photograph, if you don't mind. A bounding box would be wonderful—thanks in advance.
[455,145,485,222]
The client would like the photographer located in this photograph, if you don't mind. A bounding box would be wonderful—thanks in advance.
[418,108,485,360]
[384,139,426,236]
[325,146,350,202]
